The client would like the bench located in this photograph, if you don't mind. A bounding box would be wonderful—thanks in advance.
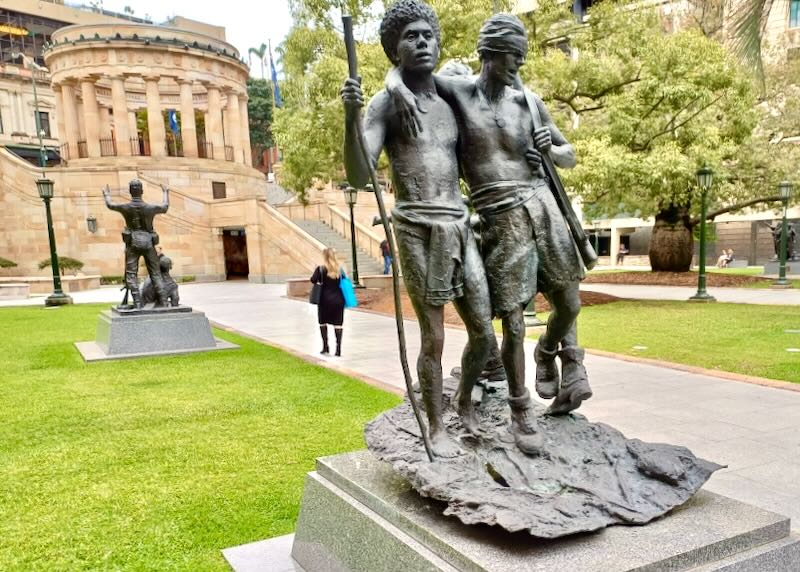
[725,260,748,268]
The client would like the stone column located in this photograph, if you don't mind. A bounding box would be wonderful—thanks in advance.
[239,94,252,166]
[178,79,198,158]
[205,84,225,160]
[79,76,101,158]
[226,90,243,164]
[60,83,82,153]
[53,85,66,145]
[110,75,131,156]
[144,75,166,157]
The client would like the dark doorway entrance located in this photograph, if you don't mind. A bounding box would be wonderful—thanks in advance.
[222,229,249,279]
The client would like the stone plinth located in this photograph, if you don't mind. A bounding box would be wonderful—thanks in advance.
[75,307,238,361]
[763,261,799,276]
[278,451,800,572]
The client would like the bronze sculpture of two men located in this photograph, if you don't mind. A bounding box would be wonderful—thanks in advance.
[342,1,592,458]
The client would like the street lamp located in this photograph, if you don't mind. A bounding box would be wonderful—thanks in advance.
[343,186,361,286]
[774,180,794,288]
[36,178,72,306]
[689,166,716,302]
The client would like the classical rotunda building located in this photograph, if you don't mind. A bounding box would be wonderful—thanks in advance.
[1,19,322,284]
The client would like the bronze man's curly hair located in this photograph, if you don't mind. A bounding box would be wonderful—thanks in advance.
[379,0,440,65]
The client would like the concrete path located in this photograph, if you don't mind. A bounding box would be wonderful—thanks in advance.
[4,281,800,529]
[173,282,800,530]
[582,283,800,305]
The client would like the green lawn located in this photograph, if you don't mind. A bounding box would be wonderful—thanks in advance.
[575,301,800,383]
[0,305,399,571]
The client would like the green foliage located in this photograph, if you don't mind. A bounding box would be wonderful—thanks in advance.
[0,257,17,268]
[247,78,274,149]
[525,2,757,222]
[179,275,196,283]
[0,304,399,570]
[100,275,123,285]
[38,256,83,276]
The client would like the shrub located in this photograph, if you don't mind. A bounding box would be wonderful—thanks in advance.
[179,275,196,283]
[38,257,84,276]
[100,276,124,285]
[0,257,17,268]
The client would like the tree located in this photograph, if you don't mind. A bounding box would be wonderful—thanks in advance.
[247,78,274,151]
[39,257,83,276]
[526,3,765,271]
[248,43,267,80]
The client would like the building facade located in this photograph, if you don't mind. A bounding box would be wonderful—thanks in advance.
[0,1,325,284]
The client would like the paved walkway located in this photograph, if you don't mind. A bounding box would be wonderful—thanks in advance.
[4,282,800,529]
[582,283,800,304]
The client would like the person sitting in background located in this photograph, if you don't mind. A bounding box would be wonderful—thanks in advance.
[616,243,629,265]
[716,249,729,268]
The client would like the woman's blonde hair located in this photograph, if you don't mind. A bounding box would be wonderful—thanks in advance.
[323,247,343,278]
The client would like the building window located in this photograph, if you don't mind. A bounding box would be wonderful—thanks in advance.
[212,181,227,199]
[37,111,50,138]
[791,0,800,28]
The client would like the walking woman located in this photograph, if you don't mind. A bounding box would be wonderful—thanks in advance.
[310,248,346,356]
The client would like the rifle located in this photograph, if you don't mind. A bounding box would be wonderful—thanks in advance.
[342,12,434,462]
[520,89,598,270]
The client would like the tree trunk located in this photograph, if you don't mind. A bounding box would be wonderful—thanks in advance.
[648,205,695,272]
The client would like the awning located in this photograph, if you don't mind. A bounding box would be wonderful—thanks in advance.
[4,144,62,166]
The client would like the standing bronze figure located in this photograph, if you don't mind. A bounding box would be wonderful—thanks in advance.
[342,0,498,457]
[103,179,170,308]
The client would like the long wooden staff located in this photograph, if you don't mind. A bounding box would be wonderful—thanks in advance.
[342,13,434,462]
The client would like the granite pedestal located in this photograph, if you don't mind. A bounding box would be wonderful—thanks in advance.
[763,261,799,276]
[228,450,800,572]
[75,307,238,361]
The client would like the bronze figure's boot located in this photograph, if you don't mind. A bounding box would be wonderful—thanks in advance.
[534,341,559,399]
[547,347,593,415]
[508,389,543,456]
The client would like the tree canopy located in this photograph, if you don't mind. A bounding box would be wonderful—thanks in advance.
[274,0,794,224]
[247,78,274,150]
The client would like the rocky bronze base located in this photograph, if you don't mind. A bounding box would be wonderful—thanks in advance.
[365,378,722,538]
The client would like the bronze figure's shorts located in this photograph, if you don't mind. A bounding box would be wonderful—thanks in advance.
[476,180,584,317]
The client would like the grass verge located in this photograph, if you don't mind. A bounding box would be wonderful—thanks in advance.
[0,304,399,571]
[575,301,800,383]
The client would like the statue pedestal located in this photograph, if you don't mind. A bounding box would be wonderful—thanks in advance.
[75,307,238,362]
[763,261,799,277]
[225,450,800,572]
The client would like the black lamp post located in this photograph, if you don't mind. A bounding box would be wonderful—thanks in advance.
[343,185,361,286]
[774,180,794,288]
[689,166,716,302]
[36,178,72,306]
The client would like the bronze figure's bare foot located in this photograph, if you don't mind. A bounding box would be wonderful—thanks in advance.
[457,400,485,437]
[508,389,543,455]
[430,429,461,458]
[547,347,593,415]
[534,341,559,399]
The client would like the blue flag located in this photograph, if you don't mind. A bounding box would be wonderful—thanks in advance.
[168,109,179,135]
[269,45,283,108]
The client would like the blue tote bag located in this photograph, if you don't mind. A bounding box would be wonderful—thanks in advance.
[339,269,358,308]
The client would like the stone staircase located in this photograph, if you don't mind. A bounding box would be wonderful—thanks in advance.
[294,219,384,276]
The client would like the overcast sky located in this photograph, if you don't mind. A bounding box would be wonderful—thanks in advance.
[100,1,294,78]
